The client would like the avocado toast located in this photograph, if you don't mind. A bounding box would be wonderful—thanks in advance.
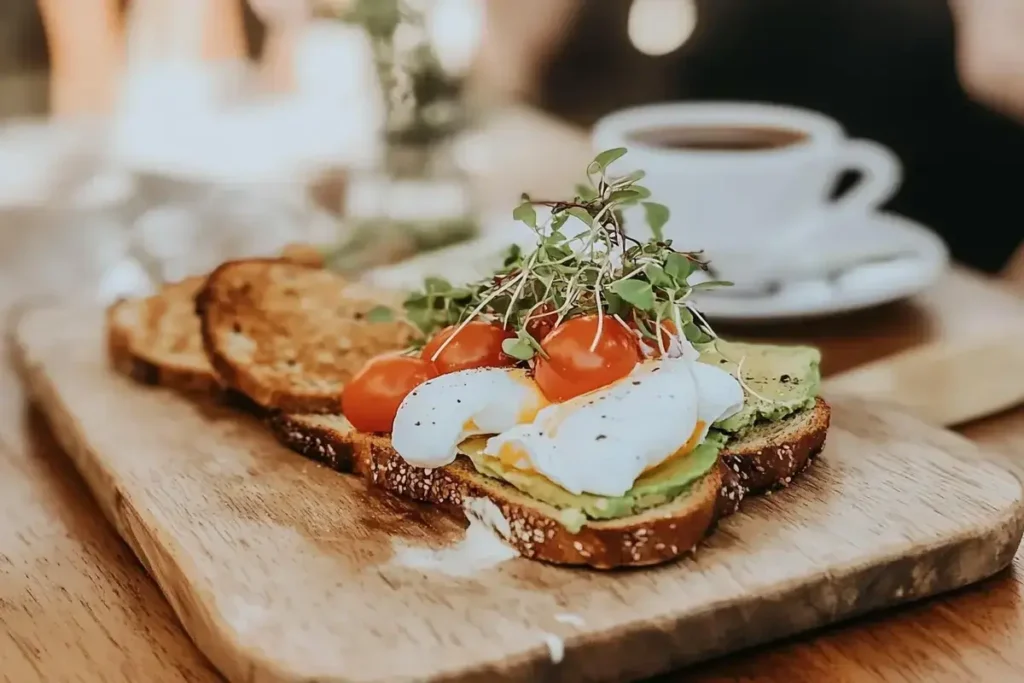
[268,344,827,567]
[106,149,831,570]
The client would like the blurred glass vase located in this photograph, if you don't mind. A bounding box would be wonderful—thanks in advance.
[320,0,484,274]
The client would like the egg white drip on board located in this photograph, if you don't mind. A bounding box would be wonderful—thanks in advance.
[483,358,744,497]
[391,367,549,469]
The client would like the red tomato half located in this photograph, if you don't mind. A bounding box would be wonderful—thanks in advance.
[341,356,438,433]
[421,321,515,374]
[534,315,640,402]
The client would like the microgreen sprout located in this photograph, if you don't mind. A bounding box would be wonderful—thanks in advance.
[403,148,733,361]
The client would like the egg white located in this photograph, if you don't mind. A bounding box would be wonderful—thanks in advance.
[391,367,549,469]
[483,358,744,497]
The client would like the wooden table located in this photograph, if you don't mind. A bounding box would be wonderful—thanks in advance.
[3,108,1024,681]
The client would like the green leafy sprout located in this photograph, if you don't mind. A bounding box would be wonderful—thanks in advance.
[403,147,732,362]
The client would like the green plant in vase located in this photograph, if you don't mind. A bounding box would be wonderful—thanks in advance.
[316,0,481,274]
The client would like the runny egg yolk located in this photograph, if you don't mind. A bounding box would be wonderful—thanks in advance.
[461,374,549,437]
[513,373,550,423]
[495,419,706,479]
[641,420,706,476]
[497,440,534,472]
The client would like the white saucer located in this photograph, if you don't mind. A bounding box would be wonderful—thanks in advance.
[690,213,949,323]
[363,212,949,325]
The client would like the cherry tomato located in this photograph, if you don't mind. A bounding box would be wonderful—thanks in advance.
[524,303,558,342]
[341,356,438,433]
[421,321,515,374]
[534,315,640,402]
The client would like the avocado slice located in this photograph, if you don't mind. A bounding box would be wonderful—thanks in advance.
[459,342,821,531]
[460,432,724,532]
[700,340,821,435]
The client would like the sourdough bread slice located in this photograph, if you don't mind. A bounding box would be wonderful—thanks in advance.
[106,277,220,394]
[367,445,721,568]
[196,259,415,413]
[106,246,328,396]
[270,399,830,496]
[269,399,830,566]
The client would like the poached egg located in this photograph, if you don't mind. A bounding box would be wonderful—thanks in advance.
[391,354,744,498]
[391,367,549,468]
[484,358,743,496]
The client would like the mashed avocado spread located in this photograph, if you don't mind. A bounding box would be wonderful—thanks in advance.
[458,342,821,532]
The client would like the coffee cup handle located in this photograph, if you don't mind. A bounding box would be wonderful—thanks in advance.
[829,139,902,218]
[742,139,901,285]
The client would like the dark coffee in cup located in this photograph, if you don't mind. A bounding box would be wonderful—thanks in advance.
[628,125,808,152]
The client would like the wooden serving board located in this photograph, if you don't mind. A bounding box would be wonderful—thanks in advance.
[15,306,1024,683]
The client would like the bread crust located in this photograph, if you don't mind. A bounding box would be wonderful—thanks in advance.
[718,398,831,502]
[106,295,221,394]
[268,413,373,476]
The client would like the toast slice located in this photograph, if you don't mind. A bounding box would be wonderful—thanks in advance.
[268,412,374,476]
[268,399,830,567]
[196,259,415,414]
[106,246,328,397]
[718,397,831,504]
[106,277,220,394]
[365,440,721,568]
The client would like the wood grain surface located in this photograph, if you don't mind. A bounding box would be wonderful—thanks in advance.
[14,305,1024,683]
[3,108,1024,683]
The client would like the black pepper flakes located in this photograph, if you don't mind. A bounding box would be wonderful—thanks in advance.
[780,374,792,383]
[595,434,607,441]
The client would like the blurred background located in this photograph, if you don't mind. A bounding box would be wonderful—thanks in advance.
[1,0,1023,311]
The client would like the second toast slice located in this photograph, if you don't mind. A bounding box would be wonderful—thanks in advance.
[196,259,415,413]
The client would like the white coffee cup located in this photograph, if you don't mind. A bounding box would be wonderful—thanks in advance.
[592,102,902,284]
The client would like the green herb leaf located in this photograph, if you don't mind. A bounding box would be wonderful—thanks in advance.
[664,252,693,281]
[512,202,537,228]
[501,337,535,361]
[615,169,646,185]
[549,212,568,232]
[365,305,395,323]
[604,291,624,316]
[575,183,598,201]
[545,243,572,260]
[565,206,593,226]
[407,307,437,335]
[642,202,670,241]
[690,280,734,291]
[631,185,652,199]
[447,287,475,300]
[503,243,523,267]
[592,147,628,171]
[682,322,712,344]
[608,189,642,204]
[653,300,674,319]
[612,279,655,311]
[645,264,673,287]
[674,305,694,327]
[425,276,452,294]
